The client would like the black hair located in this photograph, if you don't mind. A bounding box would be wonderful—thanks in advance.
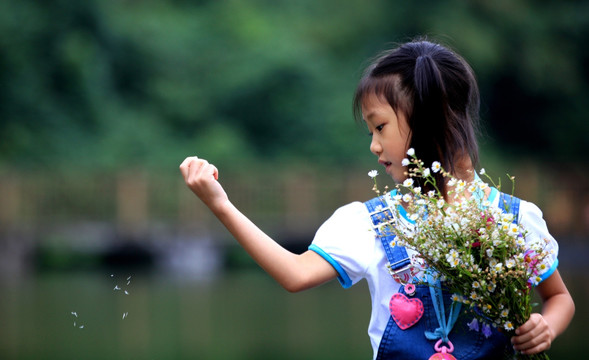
[353,39,480,196]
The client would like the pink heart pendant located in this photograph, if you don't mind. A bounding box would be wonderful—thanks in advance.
[389,293,424,330]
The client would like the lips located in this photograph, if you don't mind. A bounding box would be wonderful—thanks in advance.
[379,160,392,173]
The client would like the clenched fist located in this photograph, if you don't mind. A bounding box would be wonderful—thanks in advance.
[179,157,228,211]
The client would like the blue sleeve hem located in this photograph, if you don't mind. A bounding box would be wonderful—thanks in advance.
[308,244,353,289]
[538,258,558,284]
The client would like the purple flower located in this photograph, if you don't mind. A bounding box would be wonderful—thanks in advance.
[482,323,493,338]
[467,318,479,332]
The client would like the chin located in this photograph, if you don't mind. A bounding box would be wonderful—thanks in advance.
[389,172,405,184]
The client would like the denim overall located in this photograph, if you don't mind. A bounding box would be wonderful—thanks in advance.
[365,192,519,360]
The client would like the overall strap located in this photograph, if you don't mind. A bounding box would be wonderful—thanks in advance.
[364,195,411,272]
[498,192,521,220]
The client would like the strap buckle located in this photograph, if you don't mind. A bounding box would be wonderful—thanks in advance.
[368,206,395,230]
[386,260,418,284]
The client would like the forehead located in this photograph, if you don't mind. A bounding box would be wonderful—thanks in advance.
[361,93,394,119]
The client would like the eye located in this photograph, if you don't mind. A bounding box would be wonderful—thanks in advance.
[367,124,384,137]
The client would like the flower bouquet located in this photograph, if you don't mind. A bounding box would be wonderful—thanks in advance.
[370,150,551,360]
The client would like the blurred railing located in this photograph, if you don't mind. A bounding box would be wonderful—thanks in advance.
[0,168,374,236]
[0,162,587,275]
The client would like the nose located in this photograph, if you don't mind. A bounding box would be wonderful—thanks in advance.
[370,136,382,156]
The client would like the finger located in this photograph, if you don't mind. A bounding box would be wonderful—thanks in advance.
[192,162,217,182]
[179,156,199,178]
[512,330,534,346]
[188,159,209,183]
[179,156,198,169]
[211,164,219,181]
[515,318,534,336]
[518,341,550,355]
[512,329,550,353]
[514,313,543,340]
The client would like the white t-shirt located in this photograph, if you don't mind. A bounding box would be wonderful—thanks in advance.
[309,188,559,359]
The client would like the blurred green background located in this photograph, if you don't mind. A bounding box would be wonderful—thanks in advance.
[0,0,587,359]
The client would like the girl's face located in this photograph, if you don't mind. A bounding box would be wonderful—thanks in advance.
[362,93,411,183]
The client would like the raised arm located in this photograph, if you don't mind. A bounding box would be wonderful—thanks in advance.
[179,156,338,292]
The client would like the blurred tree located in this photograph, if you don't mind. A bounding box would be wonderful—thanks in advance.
[0,0,587,171]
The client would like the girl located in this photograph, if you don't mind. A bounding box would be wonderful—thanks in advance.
[179,39,574,359]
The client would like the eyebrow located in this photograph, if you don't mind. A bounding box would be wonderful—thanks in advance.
[363,109,385,123]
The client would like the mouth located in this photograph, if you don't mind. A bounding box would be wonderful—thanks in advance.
[379,160,392,170]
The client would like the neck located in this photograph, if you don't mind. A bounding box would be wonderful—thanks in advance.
[442,155,475,203]
[450,155,475,182]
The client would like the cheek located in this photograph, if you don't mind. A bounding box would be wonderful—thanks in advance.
[388,141,408,161]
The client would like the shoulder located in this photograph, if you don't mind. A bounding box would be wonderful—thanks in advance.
[516,197,548,226]
[317,201,372,233]
[519,198,545,218]
[517,198,555,247]
[494,192,551,237]
[492,192,559,282]
[311,200,380,285]
[493,191,545,221]
[312,199,379,253]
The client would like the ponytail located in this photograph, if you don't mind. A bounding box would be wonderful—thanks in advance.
[414,53,445,105]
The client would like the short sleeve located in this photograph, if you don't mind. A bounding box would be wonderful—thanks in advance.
[309,202,376,288]
[519,200,559,284]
